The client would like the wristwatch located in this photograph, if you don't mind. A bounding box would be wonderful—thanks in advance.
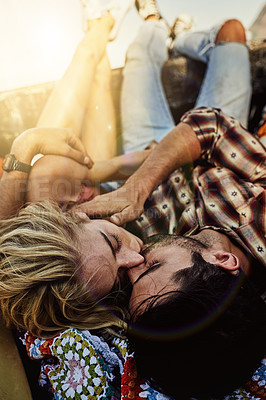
[2,154,31,174]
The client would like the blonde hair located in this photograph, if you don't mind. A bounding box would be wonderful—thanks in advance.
[0,201,124,338]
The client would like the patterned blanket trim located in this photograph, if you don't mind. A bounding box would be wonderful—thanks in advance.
[21,329,266,400]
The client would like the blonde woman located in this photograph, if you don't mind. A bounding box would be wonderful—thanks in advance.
[0,0,147,339]
[0,1,265,399]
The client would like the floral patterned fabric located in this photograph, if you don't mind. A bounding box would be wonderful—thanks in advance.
[19,329,266,400]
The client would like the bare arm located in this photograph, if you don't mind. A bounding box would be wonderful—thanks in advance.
[124,123,200,199]
[91,150,151,182]
[0,128,91,219]
[74,123,201,224]
[26,148,151,204]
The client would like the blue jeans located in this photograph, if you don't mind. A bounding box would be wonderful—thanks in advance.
[122,19,251,153]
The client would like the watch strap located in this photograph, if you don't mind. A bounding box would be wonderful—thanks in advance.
[12,158,32,173]
[2,154,31,174]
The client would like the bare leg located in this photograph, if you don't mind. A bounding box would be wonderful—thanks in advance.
[81,53,117,160]
[28,15,117,204]
[37,15,114,139]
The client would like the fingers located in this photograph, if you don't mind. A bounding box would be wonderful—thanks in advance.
[66,134,94,168]
[73,194,144,226]
[37,128,94,167]
[63,143,93,168]
[110,206,142,226]
[73,196,110,217]
[110,214,124,225]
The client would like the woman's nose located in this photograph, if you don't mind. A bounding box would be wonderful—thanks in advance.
[117,248,144,268]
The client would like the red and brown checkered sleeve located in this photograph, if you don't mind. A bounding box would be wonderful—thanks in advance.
[180,107,266,182]
[180,107,220,156]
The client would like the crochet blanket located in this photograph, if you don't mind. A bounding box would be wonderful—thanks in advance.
[19,328,266,400]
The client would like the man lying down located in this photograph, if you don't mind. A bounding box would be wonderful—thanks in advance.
[0,0,265,398]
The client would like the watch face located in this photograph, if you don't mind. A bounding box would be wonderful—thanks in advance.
[2,154,14,172]
[2,154,31,174]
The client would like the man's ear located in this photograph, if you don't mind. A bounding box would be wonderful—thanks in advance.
[203,250,240,274]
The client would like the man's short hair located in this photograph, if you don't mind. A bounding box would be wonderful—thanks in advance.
[127,253,266,399]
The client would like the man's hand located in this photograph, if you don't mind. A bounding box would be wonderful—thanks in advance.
[73,181,149,225]
[73,123,201,225]
[11,127,93,167]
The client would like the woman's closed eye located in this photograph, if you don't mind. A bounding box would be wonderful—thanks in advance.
[111,233,122,252]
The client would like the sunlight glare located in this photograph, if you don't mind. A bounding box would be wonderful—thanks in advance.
[31,16,72,83]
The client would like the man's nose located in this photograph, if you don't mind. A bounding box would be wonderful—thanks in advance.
[117,248,144,268]
[127,263,147,284]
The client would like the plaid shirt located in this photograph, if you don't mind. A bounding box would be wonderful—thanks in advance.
[127,107,266,267]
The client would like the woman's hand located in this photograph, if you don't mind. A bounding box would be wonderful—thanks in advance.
[11,127,93,167]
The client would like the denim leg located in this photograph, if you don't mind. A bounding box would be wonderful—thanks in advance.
[172,23,222,63]
[172,23,252,127]
[122,20,175,153]
[195,43,251,127]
